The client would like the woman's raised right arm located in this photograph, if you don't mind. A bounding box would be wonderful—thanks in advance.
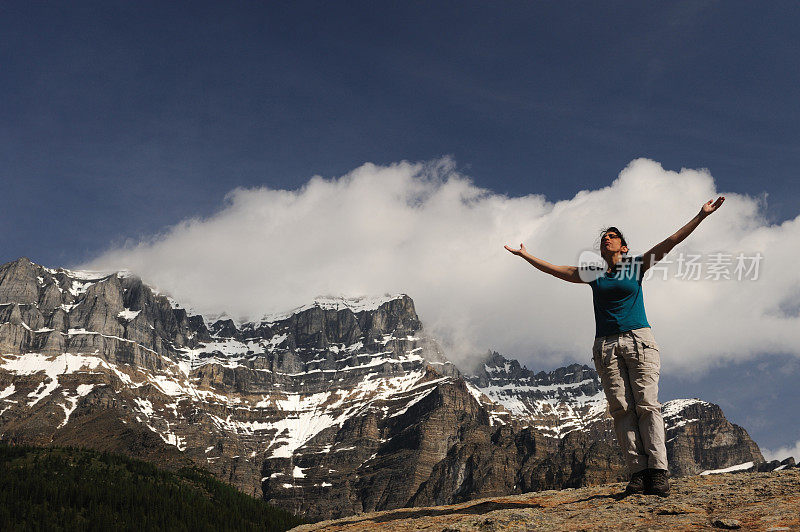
[504,243,585,284]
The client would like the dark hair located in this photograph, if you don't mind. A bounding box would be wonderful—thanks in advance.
[600,226,628,248]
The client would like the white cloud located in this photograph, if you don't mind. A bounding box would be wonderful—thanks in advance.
[82,158,800,374]
[761,440,800,463]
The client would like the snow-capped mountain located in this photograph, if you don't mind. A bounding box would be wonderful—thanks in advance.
[0,257,763,521]
[463,353,763,481]
[465,352,607,437]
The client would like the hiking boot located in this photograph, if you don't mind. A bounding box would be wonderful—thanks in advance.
[646,468,670,497]
[625,469,647,494]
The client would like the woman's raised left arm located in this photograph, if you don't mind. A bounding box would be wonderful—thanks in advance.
[641,197,725,272]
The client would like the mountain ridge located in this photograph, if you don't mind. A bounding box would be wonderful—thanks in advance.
[0,257,766,522]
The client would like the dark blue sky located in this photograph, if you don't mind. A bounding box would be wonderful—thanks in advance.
[2,1,799,266]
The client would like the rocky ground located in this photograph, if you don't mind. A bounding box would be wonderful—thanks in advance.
[292,469,800,531]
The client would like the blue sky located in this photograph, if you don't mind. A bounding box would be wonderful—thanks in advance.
[2,2,799,451]
[3,1,800,266]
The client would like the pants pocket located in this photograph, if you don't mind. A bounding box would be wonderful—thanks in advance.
[631,328,659,351]
[631,329,660,371]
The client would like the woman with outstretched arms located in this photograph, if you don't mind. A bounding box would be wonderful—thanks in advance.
[504,197,724,496]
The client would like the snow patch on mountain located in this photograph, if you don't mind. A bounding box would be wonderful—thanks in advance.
[0,384,14,399]
[0,353,107,406]
[260,294,407,323]
[663,398,710,417]
[58,383,98,428]
[663,398,709,431]
[117,309,141,321]
[700,461,755,475]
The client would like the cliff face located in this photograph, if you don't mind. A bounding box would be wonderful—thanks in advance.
[0,258,765,522]
[406,353,765,511]
[663,399,765,477]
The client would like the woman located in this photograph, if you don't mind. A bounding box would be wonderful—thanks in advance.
[504,196,725,497]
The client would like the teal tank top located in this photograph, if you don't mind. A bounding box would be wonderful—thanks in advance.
[587,255,650,338]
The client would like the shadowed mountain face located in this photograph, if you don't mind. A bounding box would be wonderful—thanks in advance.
[0,258,763,522]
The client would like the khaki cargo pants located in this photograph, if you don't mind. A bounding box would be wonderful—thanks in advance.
[592,327,668,473]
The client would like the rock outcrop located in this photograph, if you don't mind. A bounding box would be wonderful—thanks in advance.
[293,469,800,531]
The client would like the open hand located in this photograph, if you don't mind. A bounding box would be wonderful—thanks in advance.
[504,243,527,257]
[700,196,725,218]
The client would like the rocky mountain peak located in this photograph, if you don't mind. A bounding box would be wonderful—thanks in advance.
[464,350,605,438]
[0,256,41,306]
[470,350,598,388]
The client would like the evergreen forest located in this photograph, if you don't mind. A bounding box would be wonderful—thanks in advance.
[0,444,304,531]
